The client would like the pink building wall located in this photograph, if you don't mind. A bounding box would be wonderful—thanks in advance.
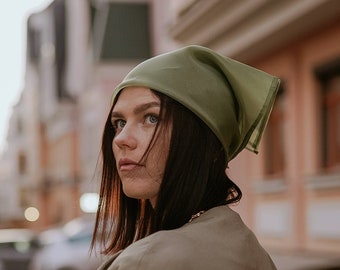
[229,18,340,254]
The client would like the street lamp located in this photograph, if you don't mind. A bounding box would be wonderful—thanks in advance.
[24,206,40,222]
[80,193,99,213]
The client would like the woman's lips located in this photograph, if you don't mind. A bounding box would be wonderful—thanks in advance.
[118,158,141,171]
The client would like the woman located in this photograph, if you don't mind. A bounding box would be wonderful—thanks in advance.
[93,45,280,269]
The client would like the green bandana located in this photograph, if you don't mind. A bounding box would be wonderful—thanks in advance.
[111,45,280,162]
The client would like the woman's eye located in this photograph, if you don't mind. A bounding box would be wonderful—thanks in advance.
[113,119,126,130]
[145,114,159,124]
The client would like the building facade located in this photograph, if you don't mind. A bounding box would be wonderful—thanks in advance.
[164,0,340,266]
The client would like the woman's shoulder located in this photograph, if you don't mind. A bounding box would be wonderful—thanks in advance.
[102,229,192,270]
[101,208,222,270]
[100,206,276,270]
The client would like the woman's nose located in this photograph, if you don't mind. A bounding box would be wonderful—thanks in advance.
[113,124,138,149]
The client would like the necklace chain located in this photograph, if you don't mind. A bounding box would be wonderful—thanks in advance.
[188,211,205,223]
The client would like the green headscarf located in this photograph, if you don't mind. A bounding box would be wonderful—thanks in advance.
[111,45,280,162]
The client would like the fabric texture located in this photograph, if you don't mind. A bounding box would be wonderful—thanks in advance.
[98,206,277,270]
[111,45,280,162]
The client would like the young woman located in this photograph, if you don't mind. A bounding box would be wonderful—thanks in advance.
[92,45,280,269]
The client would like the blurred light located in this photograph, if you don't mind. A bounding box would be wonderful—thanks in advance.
[80,193,99,213]
[24,207,40,222]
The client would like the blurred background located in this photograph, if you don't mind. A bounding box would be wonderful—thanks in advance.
[0,0,340,269]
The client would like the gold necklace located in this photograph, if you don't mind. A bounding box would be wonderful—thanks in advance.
[188,211,205,223]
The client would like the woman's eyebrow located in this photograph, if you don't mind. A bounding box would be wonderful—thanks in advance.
[111,101,160,119]
[133,101,160,114]
[111,111,123,119]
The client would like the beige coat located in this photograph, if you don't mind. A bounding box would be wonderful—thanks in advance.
[98,206,277,270]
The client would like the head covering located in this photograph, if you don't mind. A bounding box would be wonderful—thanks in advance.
[111,45,280,162]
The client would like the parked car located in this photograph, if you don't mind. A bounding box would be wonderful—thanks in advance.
[0,228,39,270]
[29,215,104,270]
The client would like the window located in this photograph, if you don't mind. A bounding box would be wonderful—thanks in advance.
[315,58,340,169]
[264,84,285,177]
[322,76,340,168]
[18,152,27,175]
[92,1,151,60]
[27,23,41,63]
[53,0,68,100]
[17,116,23,134]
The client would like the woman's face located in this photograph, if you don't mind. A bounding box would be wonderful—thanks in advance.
[111,87,171,206]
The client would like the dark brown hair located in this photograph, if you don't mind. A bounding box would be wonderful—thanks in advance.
[91,90,242,254]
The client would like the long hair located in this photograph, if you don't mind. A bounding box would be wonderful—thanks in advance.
[91,90,242,254]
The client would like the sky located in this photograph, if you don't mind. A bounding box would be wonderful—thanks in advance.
[0,0,53,153]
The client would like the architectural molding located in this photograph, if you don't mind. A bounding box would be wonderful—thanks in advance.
[306,173,340,190]
[169,0,340,61]
[253,178,287,194]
